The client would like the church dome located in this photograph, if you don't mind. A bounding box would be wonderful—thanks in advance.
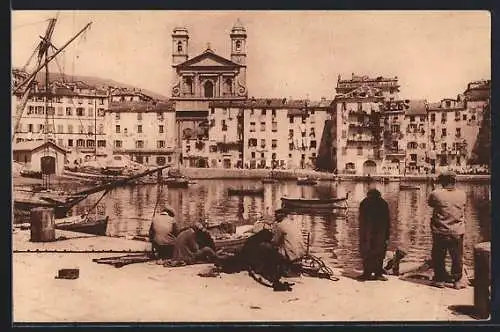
[231,19,246,34]
[172,27,189,36]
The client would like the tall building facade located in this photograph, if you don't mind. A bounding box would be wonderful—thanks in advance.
[333,74,400,175]
[12,79,109,163]
[104,100,176,166]
[207,98,331,170]
[170,20,248,167]
[334,74,490,175]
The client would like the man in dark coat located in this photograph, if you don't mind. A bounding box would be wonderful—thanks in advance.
[358,188,391,281]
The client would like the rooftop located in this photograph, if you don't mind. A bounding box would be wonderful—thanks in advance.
[108,100,175,113]
[405,100,428,116]
[338,73,399,83]
[13,140,67,153]
[209,98,331,109]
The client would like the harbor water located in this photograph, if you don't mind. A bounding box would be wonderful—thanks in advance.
[16,180,490,271]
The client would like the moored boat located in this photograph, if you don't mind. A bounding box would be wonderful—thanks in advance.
[227,187,264,196]
[281,196,348,211]
[55,215,109,236]
[296,176,318,185]
[164,177,190,188]
[14,188,89,218]
[400,184,420,190]
[261,177,278,184]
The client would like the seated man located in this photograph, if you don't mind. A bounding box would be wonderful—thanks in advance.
[149,208,178,259]
[216,210,303,291]
[168,222,220,266]
[272,209,307,267]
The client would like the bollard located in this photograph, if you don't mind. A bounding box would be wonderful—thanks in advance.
[30,207,56,242]
[474,242,490,319]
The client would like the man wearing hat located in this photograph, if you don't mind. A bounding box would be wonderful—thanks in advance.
[427,171,467,289]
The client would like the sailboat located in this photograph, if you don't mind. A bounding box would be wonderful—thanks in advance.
[12,17,94,219]
[11,16,169,234]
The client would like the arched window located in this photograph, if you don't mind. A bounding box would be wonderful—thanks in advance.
[204,80,214,98]
[177,41,183,53]
[235,40,241,51]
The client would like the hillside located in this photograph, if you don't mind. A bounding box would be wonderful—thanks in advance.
[15,68,169,101]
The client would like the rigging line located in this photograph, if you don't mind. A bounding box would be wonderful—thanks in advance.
[21,43,41,73]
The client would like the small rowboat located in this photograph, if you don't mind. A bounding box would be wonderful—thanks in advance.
[400,184,420,190]
[164,177,190,188]
[55,215,109,236]
[296,177,318,185]
[227,187,264,196]
[213,233,250,250]
[281,196,348,211]
[132,225,253,251]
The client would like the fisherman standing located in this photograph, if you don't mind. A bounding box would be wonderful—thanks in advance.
[358,188,391,281]
[427,171,467,289]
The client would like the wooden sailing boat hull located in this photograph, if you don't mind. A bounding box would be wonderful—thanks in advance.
[55,216,109,236]
[13,190,88,218]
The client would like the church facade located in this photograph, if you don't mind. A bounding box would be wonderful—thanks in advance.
[170,20,248,167]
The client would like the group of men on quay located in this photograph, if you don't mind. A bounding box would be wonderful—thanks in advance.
[149,170,467,291]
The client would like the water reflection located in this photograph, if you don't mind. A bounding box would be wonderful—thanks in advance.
[18,180,490,270]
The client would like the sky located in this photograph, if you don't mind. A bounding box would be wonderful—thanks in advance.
[11,10,491,102]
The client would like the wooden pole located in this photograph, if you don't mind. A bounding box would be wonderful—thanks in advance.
[474,242,490,319]
[30,207,56,242]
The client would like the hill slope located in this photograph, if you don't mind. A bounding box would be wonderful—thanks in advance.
[15,68,169,101]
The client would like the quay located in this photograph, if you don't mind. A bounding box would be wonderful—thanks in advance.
[12,169,489,188]
[13,229,478,322]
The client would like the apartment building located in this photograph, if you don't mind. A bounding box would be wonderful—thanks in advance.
[105,100,176,166]
[243,99,290,169]
[206,98,330,170]
[380,100,407,175]
[12,79,109,162]
[402,100,429,174]
[428,97,474,172]
[206,101,243,168]
[333,74,400,175]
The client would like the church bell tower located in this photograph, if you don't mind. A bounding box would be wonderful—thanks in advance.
[172,27,189,65]
[230,19,247,66]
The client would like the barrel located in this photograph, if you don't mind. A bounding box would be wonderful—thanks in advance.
[30,207,56,242]
[474,242,490,319]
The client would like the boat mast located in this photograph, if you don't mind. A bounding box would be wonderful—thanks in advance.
[12,20,93,142]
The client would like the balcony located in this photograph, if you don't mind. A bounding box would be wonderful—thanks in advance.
[348,122,372,128]
[347,136,374,143]
[385,149,406,156]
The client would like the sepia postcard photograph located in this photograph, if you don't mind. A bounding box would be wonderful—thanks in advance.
[11,10,491,323]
